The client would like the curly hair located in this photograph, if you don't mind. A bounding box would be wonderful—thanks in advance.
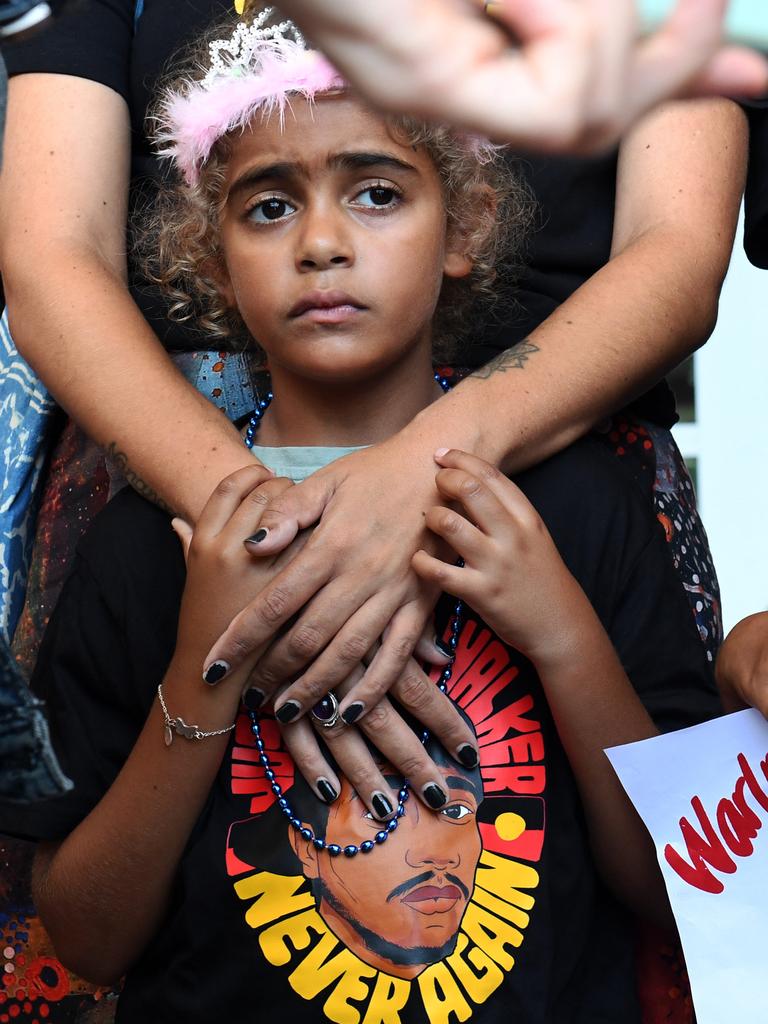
[139,7,533,363]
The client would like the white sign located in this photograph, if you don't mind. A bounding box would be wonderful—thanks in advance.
[606,709,768,1024]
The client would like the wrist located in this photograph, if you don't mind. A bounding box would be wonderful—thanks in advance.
[162,653,244,731]
[403,385,501,466]
[524,586,604,676]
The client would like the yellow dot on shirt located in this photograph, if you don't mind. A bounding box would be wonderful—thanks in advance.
[495,812,526,842]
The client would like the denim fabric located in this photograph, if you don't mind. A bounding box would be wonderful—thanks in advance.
[0,636,72,802]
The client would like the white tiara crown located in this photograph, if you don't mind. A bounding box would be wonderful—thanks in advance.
[203,7,305,88]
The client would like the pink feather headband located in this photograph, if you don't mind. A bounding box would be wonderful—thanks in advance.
[156,8,347,186]
[156,6,499,187]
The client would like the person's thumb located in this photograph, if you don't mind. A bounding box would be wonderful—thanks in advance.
[171,517,194,563]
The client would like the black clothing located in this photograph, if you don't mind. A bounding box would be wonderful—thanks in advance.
[4,0,676,425]
[743,96,768,267]
[0,437,718,1024]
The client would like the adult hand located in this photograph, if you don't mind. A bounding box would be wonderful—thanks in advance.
[180,464,478,816]
[716,612,768,717]
[277,0,768,154]
[200,431,458,723]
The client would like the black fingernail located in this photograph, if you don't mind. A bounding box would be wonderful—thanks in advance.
[203,660,230,686]
[341,702,364,726]
[242,688,266,711]
[435,637,454,658]
[423,783,447,809]
[317,778,338,804]
[457,744,479,769]
[372,792,394,820]
[245,528,269,544]
[275,700,301,724]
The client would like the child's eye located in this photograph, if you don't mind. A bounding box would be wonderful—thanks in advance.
[354,185,401,209]
[441,803,474,822]
[247,197,296,223]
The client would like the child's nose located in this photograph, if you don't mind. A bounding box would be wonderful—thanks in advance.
[296,206,353,271]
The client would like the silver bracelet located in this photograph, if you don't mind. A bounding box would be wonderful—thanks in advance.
[157,683,236,746]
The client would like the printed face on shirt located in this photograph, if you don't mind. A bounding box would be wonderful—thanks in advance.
[290,763,483,979]
[217,95,472,389]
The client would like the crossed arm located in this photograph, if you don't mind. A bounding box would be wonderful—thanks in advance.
[0,72,748,781]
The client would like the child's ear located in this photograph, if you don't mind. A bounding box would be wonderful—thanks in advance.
[204,255,237,308]
[443,183,498,280]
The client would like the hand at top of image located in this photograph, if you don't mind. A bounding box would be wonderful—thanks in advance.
[272,0,768,154]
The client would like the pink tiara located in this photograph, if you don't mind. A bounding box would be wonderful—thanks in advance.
[155,7,347,186]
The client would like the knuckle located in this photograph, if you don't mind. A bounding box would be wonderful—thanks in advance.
[459,475,483,499]
[246,487,271,508]
[299,676,332,703]
[390,634,418,662]
[478,462,501,485]
[250,661,282,691]
[397,672,432,712]
[338,632,371,665]
[259,586,291,626]
[214,476,238,498]
[226,630,258,662]
[438,510,462,536]
[361,703,391,731]
[287,624,325,661]
[397,752,428,778]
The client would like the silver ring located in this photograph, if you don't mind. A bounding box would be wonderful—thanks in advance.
[310,691,341,729]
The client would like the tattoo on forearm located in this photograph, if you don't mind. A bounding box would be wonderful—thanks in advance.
[106,442,176,515]
[470,340,541,380]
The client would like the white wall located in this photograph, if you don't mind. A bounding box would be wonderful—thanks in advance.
[672,209,768,634]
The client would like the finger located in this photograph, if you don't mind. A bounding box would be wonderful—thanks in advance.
[270,592,397,723]
[687,46,768,98]
[391,668,480,770]
[334,599,434,725]
[278,715,341,805]
[316,717,400,822]
[627,0,730,115]
[413,621,453,666]
[412,549,484,600]
[221,476,295,546]
[345,652,481,771]
[466,0,595,148]
[434,464,529,540]
[576,0,636,140]
[240,472,337,555]
[170,517,194,563]
[422,502,489,564]
[435,449,532,520]
[201,543,336,681]
[355,697,454,811]
[196,465,277,539]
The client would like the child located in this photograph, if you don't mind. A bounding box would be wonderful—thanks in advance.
[0,8,719,1022]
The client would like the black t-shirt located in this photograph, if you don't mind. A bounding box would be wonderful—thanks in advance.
[0,437,718,1024]
[3,0,676,425]
[743,96,768,267]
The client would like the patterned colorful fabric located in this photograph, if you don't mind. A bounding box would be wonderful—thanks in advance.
[0,403,719,1024]
[0,311,58,645]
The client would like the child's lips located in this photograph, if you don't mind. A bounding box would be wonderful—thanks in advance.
[289,290,367,324]
[298,305,365,325]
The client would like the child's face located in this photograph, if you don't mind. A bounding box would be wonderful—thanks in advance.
[217,95,471,384]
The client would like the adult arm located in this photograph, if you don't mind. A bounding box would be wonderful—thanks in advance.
[204,98,748,716]
[0,74,256,522]
[275,0,767,153]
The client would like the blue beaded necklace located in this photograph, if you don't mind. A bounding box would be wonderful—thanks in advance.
[242,372,463,859]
